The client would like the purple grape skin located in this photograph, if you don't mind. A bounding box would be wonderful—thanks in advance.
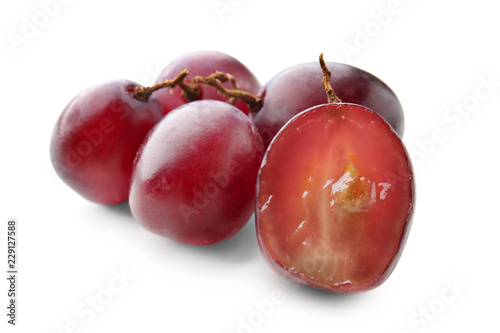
[129,100,265,245]
[251,62,405,147]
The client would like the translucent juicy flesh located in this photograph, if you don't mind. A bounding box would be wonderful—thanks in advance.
[257,104,413,291]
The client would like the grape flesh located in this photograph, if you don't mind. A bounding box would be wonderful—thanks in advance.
[256,103,415,293]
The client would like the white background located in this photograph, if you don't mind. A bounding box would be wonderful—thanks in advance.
[1,0,499,332]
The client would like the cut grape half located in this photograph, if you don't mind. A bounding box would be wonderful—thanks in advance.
[256,103,415,293]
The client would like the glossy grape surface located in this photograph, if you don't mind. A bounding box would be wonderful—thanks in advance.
[50,80,163,204]
[256,103,415,293]
[154,50,261,116]
[252,62,405,147]
[129,100,265,245]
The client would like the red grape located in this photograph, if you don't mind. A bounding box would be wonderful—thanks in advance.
[252,62,405,147]
[256,103,415,293]
[50,80,163,204]
[154,50,260,116]
[129,100,265,245]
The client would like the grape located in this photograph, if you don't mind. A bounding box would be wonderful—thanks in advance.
[154,50,261,116]
[129,100,265,245]
[256,103,415,293]
[50,80,163,204]
[251,62,405,147]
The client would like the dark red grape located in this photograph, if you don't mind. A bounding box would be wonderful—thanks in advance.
[129,100,265,245]
[154,50,260,116]
[252,62,405,147]
[50,80,163,204]
[256,103,415,293]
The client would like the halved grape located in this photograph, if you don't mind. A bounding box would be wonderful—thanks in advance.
[256,103,415,293]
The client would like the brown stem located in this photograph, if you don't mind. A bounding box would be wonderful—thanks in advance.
[319,53,342,104]
[178,80,201,102]
[225,73,238,105]
[133,69,201,102]
[194,72,262,112]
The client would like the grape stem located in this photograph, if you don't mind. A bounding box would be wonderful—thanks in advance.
[194,72,263,112]
[133,69,201,102]
[319,53,342,104]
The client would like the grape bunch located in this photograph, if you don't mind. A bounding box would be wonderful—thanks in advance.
[50,51,415,293]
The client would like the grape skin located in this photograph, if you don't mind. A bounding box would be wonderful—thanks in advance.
[252,62,405,147]
[154,50,261,116]
[50,80,163,204]
[129,100,265,245]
